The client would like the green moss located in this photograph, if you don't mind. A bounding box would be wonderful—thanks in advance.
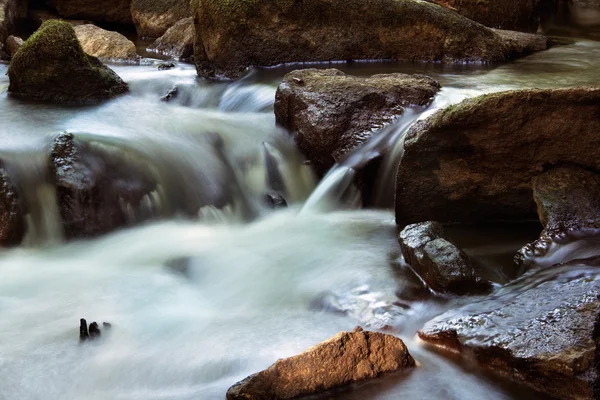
[11,19,89,71]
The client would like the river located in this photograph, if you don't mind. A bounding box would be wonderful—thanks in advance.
[0,7,599,400]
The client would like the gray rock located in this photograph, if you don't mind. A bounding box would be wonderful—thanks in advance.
[419,257,600,400]
[4,34,22,57]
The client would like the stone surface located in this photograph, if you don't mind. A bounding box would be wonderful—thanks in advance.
[395,87,600,225]
[74,24,140,63]
[274,68,440,176]
[398,222,490,294]
[4,34,22,56]
[50,132,157,238]
[0,164,25,246]
[8,20,129,105]
[192,0,549,79]
[0,0,21,54]
[427,0,541,30]
[227,327,415,400]
[148,17,193,60]
[46,0,133,24]
[419,256,600,400]
[131,0,191,38]
[28,8,92,27]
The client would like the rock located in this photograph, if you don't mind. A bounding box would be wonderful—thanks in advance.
[274,69,440,176]
[4,34,22,57]
[148,17,193,60]
[28,8,92,27]
[8,20,129,105]
[263,192,287,209]
[50,132,158,238]
[398,222,490,294]
[516,166,600,268]
[160,85,178,102]
[395,87,600,225]
[226,327,415,400]
[0,164,25,246]
[74,24,140,63]
[157,61,176,70]
[46,0,133,24]
[426,0,541,30]
[418,256,600,400]
[192,0,549,79]
[0,0,21,54]
[131,0,191,38]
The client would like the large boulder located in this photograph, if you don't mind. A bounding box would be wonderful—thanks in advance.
[148,17,193,60]
[131,0,191,38]
[517,166,600,268]
[50,132,158,238]
[418,256,600,400]
[274,68,440,176]
[0,164,25,246]
[8,20,129,105]
[192,0,549,79]
[227,327,415,400]
[398,221,490,294]
[46,0,133,24]
[395,87,600,225]
[74,24,140,63]
[427,0,541,30]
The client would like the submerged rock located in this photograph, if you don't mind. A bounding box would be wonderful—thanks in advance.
[8,20,129,105]
[46,0,133,24]
[398,222,490,294]
[131,0,191,38]
[263,192,287,209]
[427,0,541,30]
[148,17,193,60]
[74,24,140,63]
[50,132,157,238]
[4,34,22,57]
[226,327,415,400]
[419,257,600,400]
[395,87,600,225]
[0,165,25,246]
[192,0,548,79]
[275,69,440,176]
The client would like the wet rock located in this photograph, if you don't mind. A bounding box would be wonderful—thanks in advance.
[0,165,25,246]
[193,0,549,79]
[50,132,158,238]
[131,0,191,38]
[398,222,490,294]
[148,17,193,60]
[8,20,129,105]
[395,87,600,225]
[418,257,600,400]
[46,0,133,24]
[80,318,111,341]
[74,24,140,64]
[226,327,415,400]
[4,34,22,57]
[160,85,178,102]
[275,69,440,176]
[426,0,541,30]
[263,192,287,209]
[0,0,21,54]
[157,61,176,70]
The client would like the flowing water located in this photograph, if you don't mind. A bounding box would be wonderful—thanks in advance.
[1,8,600,400]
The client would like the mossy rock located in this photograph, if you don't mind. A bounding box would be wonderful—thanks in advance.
[193,0,549,79]
[8,20,128,105]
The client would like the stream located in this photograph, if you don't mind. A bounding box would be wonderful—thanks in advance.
[0,7,599,400]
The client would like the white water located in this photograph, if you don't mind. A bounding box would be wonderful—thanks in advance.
[1,25,600,400]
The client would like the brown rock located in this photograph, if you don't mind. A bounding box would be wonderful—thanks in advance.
[192,0,549,79]
[4,34,22,57]
[0,0,21,54]
[74,24,140,63]
[28,8,94,27]
[427,0,541,30]
[46,0,133,24]
[398,222,490,294]
[226,327,415,400]
[148,17,193,60]
[395,87,600,225]
[0,164,25,246]
[131,0,191,38]
[274,68,440,176]
[418,256,600,400]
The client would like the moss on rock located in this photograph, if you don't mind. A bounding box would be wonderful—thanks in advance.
[8,20,128,104]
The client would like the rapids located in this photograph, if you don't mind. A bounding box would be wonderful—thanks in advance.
[0,7,599,400]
